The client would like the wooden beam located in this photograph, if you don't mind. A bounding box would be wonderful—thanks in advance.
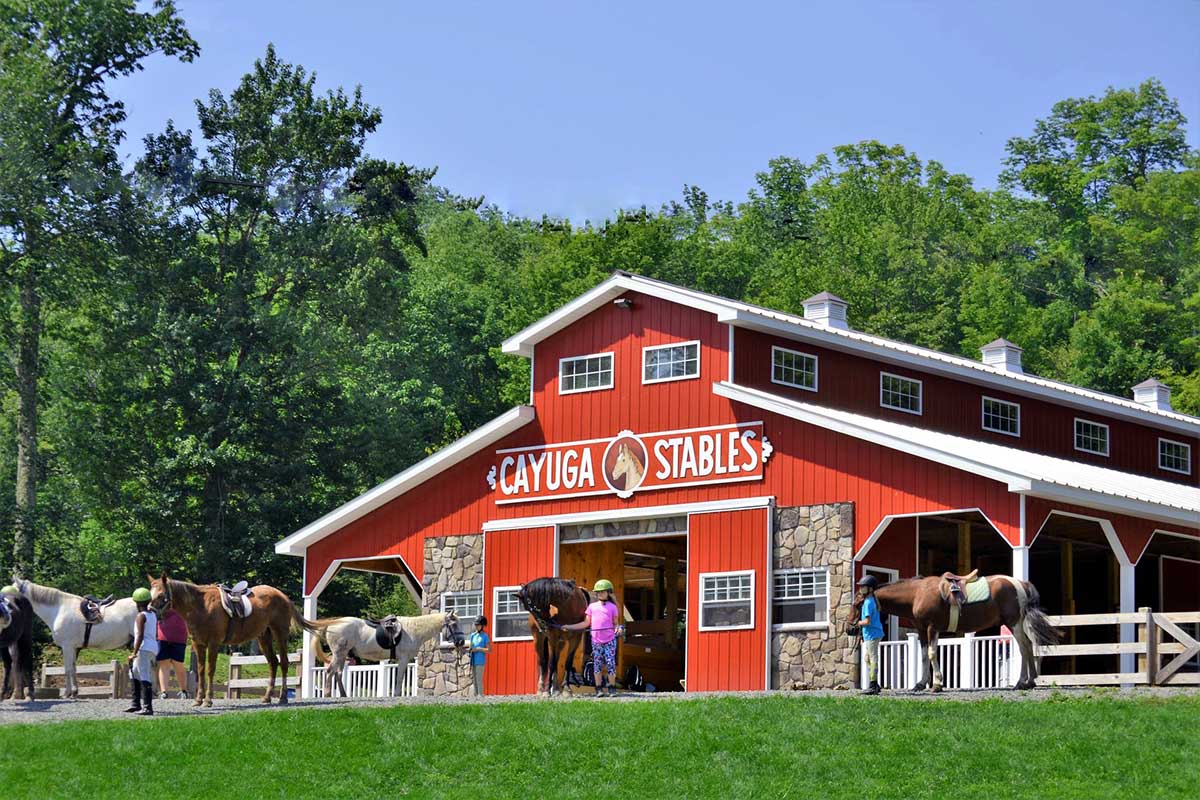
[957,522,972,575]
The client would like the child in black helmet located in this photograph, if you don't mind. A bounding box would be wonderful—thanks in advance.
[469,615,490,697]
[852,575,884,695]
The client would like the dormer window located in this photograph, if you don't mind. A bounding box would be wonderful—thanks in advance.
[559,352,613,394]
[1074,419,1109,457]
[1159,439,1191,474]
[643,341,700,384]
[880,372,922,415]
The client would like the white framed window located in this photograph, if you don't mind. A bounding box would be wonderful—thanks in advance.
[772,568,829,630]
[492,586,531,641]
[642,340,700,384]
[880,372,922,415]
[981,396,1020,437]
[771,346,818,392]
[559,352,614,395]
[440,591,482,645]
[1159,438,1192,475]
[1074,418,1109,457]
[698,570,755,631]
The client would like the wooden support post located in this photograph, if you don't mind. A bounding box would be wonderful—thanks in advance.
[957,522,972,575]
[665,556,679,648]
[110,659,120,699]
[1142,607,1157,686]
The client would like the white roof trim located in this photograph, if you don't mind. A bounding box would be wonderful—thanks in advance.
[274,405,536,556]
[714,381,1200,529]
[503,272,1199,434]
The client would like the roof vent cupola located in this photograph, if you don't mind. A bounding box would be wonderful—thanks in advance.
[980,338,1024,374]
[802,292,850,330]
[1132,379,1172,412]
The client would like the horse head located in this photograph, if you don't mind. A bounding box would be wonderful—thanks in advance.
[443,612,466,648]
[148,571,173,612]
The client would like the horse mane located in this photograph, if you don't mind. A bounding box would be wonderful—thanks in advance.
[400,611,451,640]
[521,577,580,610]
[22,581,79,605]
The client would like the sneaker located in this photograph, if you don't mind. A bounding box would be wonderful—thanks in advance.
[177,691,189,699]
[159,692,169,700]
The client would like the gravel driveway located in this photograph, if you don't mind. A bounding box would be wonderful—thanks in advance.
[1,685,1196,726]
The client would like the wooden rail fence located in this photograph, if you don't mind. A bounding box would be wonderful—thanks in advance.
[1036,608,1200,687]
[226,651,302,699]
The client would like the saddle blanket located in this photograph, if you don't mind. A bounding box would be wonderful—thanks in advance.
[963,578,991,605]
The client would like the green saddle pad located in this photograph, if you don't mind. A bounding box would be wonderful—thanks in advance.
[964,578,991,604]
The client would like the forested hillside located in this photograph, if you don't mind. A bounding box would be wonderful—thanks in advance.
[2,3,1196,614]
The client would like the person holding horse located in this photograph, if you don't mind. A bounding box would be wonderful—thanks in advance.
[125,588,159,716]
[469,615,490,697]
[561,579,625,697]
[156,606,190,700]
[851,575,884,695]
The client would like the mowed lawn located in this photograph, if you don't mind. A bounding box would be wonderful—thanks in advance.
[1,694,1196,800]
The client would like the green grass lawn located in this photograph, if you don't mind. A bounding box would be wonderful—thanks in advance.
[1,693,1196,799]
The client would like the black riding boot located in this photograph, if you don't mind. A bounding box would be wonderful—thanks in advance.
[123,677,142,712]
[137,680,154,715]
[861,680,881,695]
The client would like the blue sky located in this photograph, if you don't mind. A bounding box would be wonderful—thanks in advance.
[114,1,1200,222]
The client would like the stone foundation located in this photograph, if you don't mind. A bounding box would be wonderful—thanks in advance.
[418,533,483,697]
[772,503,857,690]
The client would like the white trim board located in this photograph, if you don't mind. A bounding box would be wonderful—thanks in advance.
[483,496,774,531]
[276,405,535,556]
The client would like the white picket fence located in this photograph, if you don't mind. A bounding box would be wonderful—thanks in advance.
[864,632,1017,690]
[308,660,419,698]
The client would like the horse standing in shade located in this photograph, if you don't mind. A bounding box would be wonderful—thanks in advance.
[149,572,295,707]
[851,572,1058,691]
[518,578,590,696]
[12,578,139,698]
[292,609,465,697]
[0,592,35,702]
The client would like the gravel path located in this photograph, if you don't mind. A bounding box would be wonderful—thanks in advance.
[1,686,1196,726]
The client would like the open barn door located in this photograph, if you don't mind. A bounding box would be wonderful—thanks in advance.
[482,526,555,695]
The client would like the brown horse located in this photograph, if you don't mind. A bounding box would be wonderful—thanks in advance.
[517,577,590,696]
[148,571,295,707]
[851,573,1058,691]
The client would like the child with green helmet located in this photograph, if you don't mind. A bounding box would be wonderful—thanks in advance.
[125,587,159,715]
[561,578,625,697]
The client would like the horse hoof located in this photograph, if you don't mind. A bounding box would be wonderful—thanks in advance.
[204,699,213,708]
[912,683,926,693]
[931,685,943,694]
[260,696,272,704]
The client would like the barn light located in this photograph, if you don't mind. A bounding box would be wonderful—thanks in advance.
[613,298,634,310]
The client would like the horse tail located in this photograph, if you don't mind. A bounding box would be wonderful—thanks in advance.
[289,603,331,640]
[1020,582,1060,647]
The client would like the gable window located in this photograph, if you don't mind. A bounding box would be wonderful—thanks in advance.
[559,352,614,395]
[1074,418,1109,456]
[880,372,922,415]
[1159,438,1192,474]
[772,568,828,628]
[771,346,818,392]
[643,340,700,384]
[440,591,482,646]
[698,571,754,631]
[493,587,531,641]
[982,397,1020,437]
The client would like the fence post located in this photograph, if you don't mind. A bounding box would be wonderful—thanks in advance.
[377,662,390,698]
[961,633,975,690]
[906,632,921,688]
[110,659,120,699]
[1142,607,1157,686]
[227,657,237,700]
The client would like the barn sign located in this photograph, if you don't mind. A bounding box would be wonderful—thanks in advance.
[487,422,772,504]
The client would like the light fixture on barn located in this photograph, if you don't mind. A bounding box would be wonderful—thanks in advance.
[613,297,634,310]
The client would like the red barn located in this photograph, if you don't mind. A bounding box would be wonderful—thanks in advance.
[277,272,1199,697]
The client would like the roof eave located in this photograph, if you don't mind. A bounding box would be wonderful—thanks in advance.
[1018,481,1199,530]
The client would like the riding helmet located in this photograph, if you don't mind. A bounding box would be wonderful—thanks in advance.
[474,615,488,626]
[0,585,17,595]
[857,575,879,590]
[132,587,152,602]
[593,579,614,592]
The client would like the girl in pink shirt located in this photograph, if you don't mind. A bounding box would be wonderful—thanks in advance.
[562,579,624,696]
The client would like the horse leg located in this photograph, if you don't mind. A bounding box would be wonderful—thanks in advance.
[536,635,550,697]
[193,645,207,707]
[62,643,78,699]
[928,630,944,693]
[204,643,219,707]
[1011,619,1037,689]
[332,649,348,698]
[276,623,290,705]
[912,629,929,692]
[259,631,278,704]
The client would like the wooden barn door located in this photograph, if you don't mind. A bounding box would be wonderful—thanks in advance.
[483,525,555,695]
[685,507,769,691]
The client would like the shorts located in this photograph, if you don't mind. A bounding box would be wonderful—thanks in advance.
[592,639,617,675]
[157,641,187,663]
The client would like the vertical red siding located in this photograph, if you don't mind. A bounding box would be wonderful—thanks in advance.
[482,526,555,696]
[685,508,768,692]
[863,516,918,577]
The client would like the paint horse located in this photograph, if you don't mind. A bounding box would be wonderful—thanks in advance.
[851,572,1058,691]
[12,578,140,698]
[610,442,645,492]
[518,577,590,696]
[0,591,35,702]
[149,572,295,707]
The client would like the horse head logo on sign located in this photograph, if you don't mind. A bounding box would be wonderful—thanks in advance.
[602,431,648,498]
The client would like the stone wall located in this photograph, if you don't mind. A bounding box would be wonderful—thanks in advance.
[772,503,857,690]
[418,533,483,697]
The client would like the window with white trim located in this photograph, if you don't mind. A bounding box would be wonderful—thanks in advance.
[771,346,818,392]
[772,568,829,627]
[1159,438,1191,474]
[1074,418,1109,456]
[880,372,922,415]
[493,587,530,640]
[982,396,1020,437]
[643,341,700,383]
[559,352,613,394]
[440,591,482,645]
[699,571,754,630]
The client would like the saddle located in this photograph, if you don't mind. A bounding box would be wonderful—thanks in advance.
[939,570,990,633]
[79,594,116,624]
[218,580,254,619]
[366,615,403,660]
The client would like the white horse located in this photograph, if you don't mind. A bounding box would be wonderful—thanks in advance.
[293,609,465,698]
[13,578,140,698]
